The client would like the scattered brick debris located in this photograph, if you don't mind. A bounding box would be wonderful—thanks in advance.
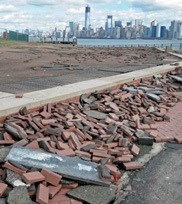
[0,67,181,203]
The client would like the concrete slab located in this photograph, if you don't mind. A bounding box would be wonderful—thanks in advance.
[0,92,13,99]
[0,96,40,117]
[0,61,181,118]
[5,146,110,186]
[67,185,117,204]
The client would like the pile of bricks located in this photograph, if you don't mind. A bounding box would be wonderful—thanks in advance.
[0,67,181,203]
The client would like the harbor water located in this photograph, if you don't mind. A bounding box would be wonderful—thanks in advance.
[77,39,182,51]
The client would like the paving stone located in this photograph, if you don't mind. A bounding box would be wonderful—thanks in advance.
[83,110,107,120]
[67,185,116,204]
[7,186,32,204]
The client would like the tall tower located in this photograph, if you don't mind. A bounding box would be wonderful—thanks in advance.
[107,15,113,29]
[85,5,91,30]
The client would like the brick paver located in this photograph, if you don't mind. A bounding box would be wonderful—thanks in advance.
[157,101,182,143]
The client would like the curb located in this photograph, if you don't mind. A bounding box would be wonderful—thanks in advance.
[0,60,182,118]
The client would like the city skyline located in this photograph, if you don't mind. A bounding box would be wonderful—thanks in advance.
[0,0,182,31]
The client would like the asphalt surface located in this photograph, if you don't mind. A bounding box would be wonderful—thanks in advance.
[122,143,182,204]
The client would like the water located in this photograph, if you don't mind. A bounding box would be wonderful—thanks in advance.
[77,39,182,50]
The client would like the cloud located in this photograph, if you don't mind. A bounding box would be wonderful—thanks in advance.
[0,5,18,12]
[0,0,181,31]
[130,0,182,11]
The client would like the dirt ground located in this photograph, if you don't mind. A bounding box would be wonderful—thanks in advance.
[0,42,179,93]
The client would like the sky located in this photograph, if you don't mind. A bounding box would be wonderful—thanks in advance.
[0,0,182,31]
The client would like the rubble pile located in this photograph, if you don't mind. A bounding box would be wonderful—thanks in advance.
[0,67,181,204]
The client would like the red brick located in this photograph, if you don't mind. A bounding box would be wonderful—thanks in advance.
[50,194,71,203]
[75,150,91,159]
[174,135,182,144]
[70,199,83,204]
[28,120,40,132]
[41,168,62,186]
[3,132,14,140]
[22,171,45,184]
[123,162,143,170]
[58,188,70,195]
[3,162,27,175]
[70,133,82,149]
[32,118,44,129]
[65,113,73,120]
[41,119,57,126]
[119,138,129,147]
[103,142,118,148]
[68,139,76,150]
[48,201,60,204]
[15,139,29,146]
[139,124,151,130]
[48,184,62,199]
[105,164,121,179]
[36,184,49,204]
[0,169,4,176]
[130,144,140,156]
[0,183,8,197]
[26,140,39,149]
[56,148,75,157]
[49,141,56,148]
[121,93,132,101]
[114,156,132,163]
[150,124,158,130]
[109,113,119,121]
[62,131,71,141]
[62,183,78,189]
[57,142,70,150]
[92,156,102,163]
[15,93,23,98]
[91,150,111,158]
[37,137,51,142]
[0,140,15,145]
[149,130,158,138]
[40,111,52,119]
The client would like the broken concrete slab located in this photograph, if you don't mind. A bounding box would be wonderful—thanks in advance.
[0,199,6,204]
[0,147,11,163]
[146,93,161,103]
[67,185,116,204]
[83,110,107,120]
[6,169,29,187]
[5,146,110,186]
[135,130,154,146]
[169,75,182,83]
[80,94,97,105]
[7,187,32,204]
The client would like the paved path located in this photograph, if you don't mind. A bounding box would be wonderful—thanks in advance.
[157,101,182,143]
[122,101,182,204]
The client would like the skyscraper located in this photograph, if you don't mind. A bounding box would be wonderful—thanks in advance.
[107,15,113,28]
[85,5,91,31]
[170,20,182,38]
